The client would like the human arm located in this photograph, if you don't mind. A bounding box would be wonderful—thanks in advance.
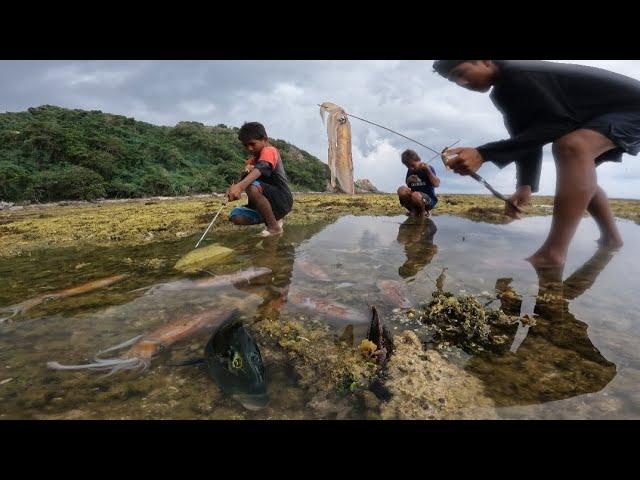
[503,148,542,219]
[226,148,277,200]
[226,168,261,201]
[420,164,440,187]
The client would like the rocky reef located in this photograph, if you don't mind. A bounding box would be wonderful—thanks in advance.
[354,179,381,194]
[379,331,497,419]
[249,286,522,419]
[253,313,379,419]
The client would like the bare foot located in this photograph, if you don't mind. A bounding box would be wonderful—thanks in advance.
[526,250,566,268]
[596,236,623,249]
[259,227,283,237]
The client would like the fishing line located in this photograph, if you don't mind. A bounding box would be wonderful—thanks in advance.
[318,104,522,212]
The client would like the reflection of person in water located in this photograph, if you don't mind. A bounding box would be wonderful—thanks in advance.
[396,217,438,279]
[235,222,332,322]
[469,247,618,407]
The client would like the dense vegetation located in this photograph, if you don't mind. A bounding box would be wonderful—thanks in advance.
[0,105,330,202]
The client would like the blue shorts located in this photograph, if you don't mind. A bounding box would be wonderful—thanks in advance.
[229,206,264,225]
[229,181,265,225]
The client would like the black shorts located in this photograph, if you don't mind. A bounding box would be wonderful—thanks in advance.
[581,111,640,165]
[247,180,293,220]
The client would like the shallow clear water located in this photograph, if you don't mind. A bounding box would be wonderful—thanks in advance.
[0,214,638,419]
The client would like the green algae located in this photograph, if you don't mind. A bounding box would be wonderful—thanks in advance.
[2,193,638,257]
[173,244,235,273]
[417,290,520,354]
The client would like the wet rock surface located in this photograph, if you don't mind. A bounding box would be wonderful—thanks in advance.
[380,331,497,419]
[0,193,568,257]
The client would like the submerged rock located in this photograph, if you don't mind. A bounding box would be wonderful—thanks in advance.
[462,206,512,224]
[380,331,497,419]
[173,244,235,273]
[144,258,167,270]
[418,290,519,354]
[252,302,501,419]
[253,315,379,419]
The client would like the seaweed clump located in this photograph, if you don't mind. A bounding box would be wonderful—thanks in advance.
[253,315,380,419]
[461,206,512,224]
[418,290,519,354]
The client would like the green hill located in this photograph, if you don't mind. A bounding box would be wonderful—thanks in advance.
[0,105,330,202]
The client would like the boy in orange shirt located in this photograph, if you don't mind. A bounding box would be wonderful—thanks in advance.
[226,122,293,236]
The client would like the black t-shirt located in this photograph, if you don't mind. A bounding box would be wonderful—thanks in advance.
[476,60,640,192]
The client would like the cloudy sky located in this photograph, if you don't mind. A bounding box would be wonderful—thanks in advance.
[2,60,640,198]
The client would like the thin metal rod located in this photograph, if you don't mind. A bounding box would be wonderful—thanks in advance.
[427,139,460,162]
[195,202,226,249]
[443,149,523,213]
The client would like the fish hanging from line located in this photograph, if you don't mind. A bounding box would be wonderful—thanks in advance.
[319,102,355,194]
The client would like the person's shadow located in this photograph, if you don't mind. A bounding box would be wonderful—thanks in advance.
[396,217,438,279]
[467,247,619,408]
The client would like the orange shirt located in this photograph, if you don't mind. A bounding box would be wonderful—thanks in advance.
[245,146,279,170]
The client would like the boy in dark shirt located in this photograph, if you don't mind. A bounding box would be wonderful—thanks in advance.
[433,60,640,267]
[397,149,440,218]
[226,122,293,237]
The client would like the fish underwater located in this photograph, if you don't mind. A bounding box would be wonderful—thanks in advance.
[296,260,330,282]
[320,102,354,194]
[286,286,369,324]
[167,312,269,411]
[376,280,412,309]
[143,267,272,295]
[202,315,268,410]
[0,274,128,323]
[47,308,238,375]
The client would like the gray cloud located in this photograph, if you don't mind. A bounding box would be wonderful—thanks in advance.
[1,60,639,198]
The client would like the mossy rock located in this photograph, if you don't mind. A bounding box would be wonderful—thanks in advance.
[173,244,235,272]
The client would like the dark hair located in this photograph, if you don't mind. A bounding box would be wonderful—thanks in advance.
[238,122,268,143]
[401,149,421,165]
[432,60,471,77]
